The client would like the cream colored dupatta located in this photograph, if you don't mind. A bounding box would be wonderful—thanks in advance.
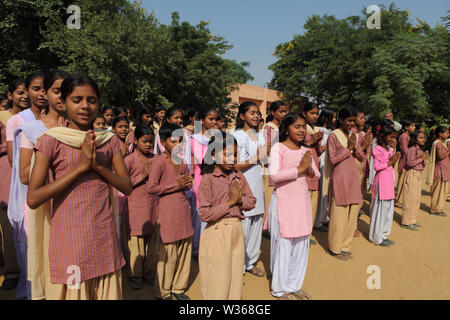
[27,127,117,300]
[426,140,448,186]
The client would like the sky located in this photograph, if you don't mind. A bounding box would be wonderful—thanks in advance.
[141,0,449,87]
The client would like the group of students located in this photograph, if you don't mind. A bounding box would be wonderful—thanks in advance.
[0,70,449,301]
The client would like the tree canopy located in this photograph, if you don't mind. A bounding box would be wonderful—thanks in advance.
[269,4,449,126]
[0,0,253,116]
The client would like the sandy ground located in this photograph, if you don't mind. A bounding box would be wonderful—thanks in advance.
[1,172,449,300]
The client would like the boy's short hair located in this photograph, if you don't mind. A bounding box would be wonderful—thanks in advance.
[159,123,182,142]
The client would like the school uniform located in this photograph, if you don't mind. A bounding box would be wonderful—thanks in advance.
[232,129,265,272]
[197,168,256,300]
[35,132,125,300]
[353,128,369,215]
[369,146,395,244]
[305,126,322,227]
[147,153,194,299]
[315,127,332,228]
[124,151,157,279]
[395,132,410,206]
[0,112,19,284]
[427,141,449,214]
[262,123,278,225]
[326,130,363,255]
[268,143,320,297]
[402,145,425,225]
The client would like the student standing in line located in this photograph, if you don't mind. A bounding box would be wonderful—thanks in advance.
[147,123,194,300]
[325,107,363,261]
[102,105,115,131]
[124,124,157,290]
[426,126,449,217]
[369,126,400,246]
[197,132,256,300]
[268,113,319,300]
[233,101,266,277]
[401,131,428,231]
[27,74,132,300]
[152,105,166,134]
[395,120,415,208]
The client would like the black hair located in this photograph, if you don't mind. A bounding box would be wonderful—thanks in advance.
[95,113,105,120]
[382,119,394,129]
[0,94,7,103]
[159,123,182,142]
[435,126,448,138]
[377,125,396,147]
[44,70,70,91]
[102,105,114,114]
[25,72,45,89]
[408,131,426,150]
[135,104,154,125]
[279,112,305,143]
[61,74,100,101]
[401,120,414,130]
[162,106,183,125]
[303,101,318,113]
[337,106,356,122]
[216,112,225,121]
[7,78,26,109]
[154,105,165,114]
[134,123,155,140]
[197,106,218,121]
[266,114,274,122]
[112,116,128,129]
[354,109,365,116]
[201,131,238,175]
[236,101,258,129]
[113,106,127,118]
[270,100,286,114]
[317,108,335,128]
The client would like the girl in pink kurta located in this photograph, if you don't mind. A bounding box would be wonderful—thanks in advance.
[190,107,218,256]
[124,124,156,290]
[369,126,400,246]
[268,113,319,300]
[27,74,132,300]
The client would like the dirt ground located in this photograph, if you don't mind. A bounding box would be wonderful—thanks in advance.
[1,172,449,300]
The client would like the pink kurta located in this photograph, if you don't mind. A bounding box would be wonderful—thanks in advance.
[0,122,12,207]
[405,145,425,171]
[327,132,363,206]
[190,135,209,207]
[398,132,410,174]
[125,151,157,236]
[147,153,194,243]
[434,141,450,181]
[269,143,320,238]
[35,134,125,284]
[197,167,256,223]
[371,145,395,200]
[304,133,320,191]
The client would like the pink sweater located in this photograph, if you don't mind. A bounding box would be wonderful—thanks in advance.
[371,145,395,200]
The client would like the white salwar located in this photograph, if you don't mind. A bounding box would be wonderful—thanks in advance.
[315,127,332,228]
[268,192,309,297]
[369,186,394,245]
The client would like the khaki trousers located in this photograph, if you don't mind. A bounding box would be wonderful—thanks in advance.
[395,170,407,206]
[328,198,360,254]
[155,237,192,299]
[199,217,244,300]
[430,178,448,214]
[0,207,19,280]
[45,270,122,300]
[128,235,152,278]
[401,170,422,225]
[309,190,319,225]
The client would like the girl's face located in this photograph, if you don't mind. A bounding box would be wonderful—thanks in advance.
[417,132,426,146]
[103,109,114,125]
[259,119,265,130]
[303,107,319,126]
[113,120,130,140]
[141,113,152,125]
[167,110,183,126]
[355,112,366,130]
[240,105,259,129]
[93,117,107,129]
[127,108,132,120]
[216,119,226,130]
[438,130,449,140]
[217,144,238,172]
[340,116,356,133]
[46,78,65,116]
[28,77,47,110]
[286,117,307,144]
[64,84,99,131]
[161,135,182,155]
[406,124,416,134]
[384,133,397,148]
[136,134,154,155]
[156,110,165,122]
[117,111,127,119]
[202,111,218,131]
[0,99,8,110]
[8,84,28,110]
[272,105,287,123]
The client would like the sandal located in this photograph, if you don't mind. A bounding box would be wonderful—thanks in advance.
[292,289,312,300]
[327,249,350,261]
[278,293,299,300]
[247,267,265,277]
[341,251,353,258]
[128,277,144,290]
[429,212,447,217]
[401,224,419,231]
[310,239,317,245]
[412,223,422,228]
